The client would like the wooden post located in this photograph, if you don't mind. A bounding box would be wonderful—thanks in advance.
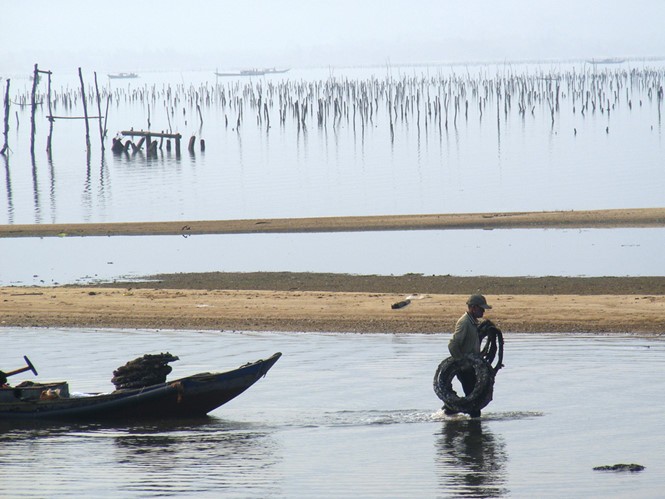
[46,71,53,156]
[30,63,39,157]
[78,67,91,153]
[93,72,105,151]
[119,130,182,157]
[196,103,203,127]
[0,78,10,156]
[102,93,110,144]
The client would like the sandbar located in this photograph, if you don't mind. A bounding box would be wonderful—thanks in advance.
[1,208,665,238]
[1,273,664,334]
[2,208,664,335]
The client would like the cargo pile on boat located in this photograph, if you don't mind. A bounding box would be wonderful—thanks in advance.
[111,352,179,390]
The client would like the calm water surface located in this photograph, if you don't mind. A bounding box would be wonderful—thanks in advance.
[3,62,664,288]
[1,329,663,498]
[1,62,664,225]
[2,228,665,286]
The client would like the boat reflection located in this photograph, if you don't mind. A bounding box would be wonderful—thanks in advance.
[0,416,282,496]
[110,417,281,495]
[111,417,275,459]
[436,418,508,497]
[0,415,214,436]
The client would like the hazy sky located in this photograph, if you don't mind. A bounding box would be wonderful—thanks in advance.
[3,0,665,73]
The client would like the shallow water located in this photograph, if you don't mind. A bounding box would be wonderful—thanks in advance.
[3,62,664,289]
[2,63,665,226]
[1,329,663,497]
[2,227,664,286]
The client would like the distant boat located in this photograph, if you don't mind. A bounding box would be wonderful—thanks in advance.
[586,58,626,65]
[108,72,139,79]
[215,67,290,77]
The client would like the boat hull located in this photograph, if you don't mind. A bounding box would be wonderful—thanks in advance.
[108,73,139,79]
[215,68,290,77]
[0,353,281,421]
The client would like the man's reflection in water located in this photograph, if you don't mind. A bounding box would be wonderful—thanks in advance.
[436,419,508,497]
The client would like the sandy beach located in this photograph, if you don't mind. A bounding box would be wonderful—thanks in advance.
[2,273,665,334]
[2,208,664,335]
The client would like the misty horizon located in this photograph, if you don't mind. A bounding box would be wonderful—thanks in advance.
[3,1,665,74]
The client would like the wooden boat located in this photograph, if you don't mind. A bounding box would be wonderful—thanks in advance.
[108,72,139,79]
[215,67,290,77]
[586,58,626,65]
[0,353,281,421]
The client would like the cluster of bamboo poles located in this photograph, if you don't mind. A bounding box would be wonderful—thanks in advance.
[1,64,109,159]
[96,67,665,136]
[2,65,664,160]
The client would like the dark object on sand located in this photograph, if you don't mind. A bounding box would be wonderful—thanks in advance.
[593,464,645,472]
[0,353,281,421]
[391,299,411,309]
[433,320,504,415]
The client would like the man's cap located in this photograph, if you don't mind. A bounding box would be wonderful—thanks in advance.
[467,294,492,309]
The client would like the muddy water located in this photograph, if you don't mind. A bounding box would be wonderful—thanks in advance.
[0,329,662,497]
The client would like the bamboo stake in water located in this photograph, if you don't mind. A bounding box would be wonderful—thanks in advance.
[93,72,105,151]
[78,67,91,153]
[0,79,10,156]
[30,64,39,157]
[46,71,53,156]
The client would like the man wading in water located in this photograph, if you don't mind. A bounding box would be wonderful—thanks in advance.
[445,294,492,418]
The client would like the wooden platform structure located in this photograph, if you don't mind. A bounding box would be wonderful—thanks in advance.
[120,130,182,154]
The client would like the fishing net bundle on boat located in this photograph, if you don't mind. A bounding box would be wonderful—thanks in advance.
[111,353,179,390]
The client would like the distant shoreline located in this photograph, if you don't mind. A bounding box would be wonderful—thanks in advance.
[1,208,664,238]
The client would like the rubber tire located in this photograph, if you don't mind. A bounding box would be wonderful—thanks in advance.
[478,321,504,374]
[433,355,495,414]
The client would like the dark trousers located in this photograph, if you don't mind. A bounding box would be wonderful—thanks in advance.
[458,367,477,396]
[460,367,480,417]
[444,367,480,417]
